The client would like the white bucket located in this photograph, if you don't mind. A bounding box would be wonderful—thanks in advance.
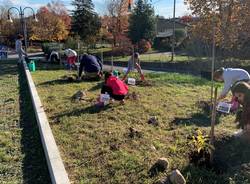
[217,102,231,113]
[100,93,110,105]
[128,78,136,85]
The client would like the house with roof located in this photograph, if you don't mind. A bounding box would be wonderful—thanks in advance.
[155,17,190,49]
[156,17,189,38]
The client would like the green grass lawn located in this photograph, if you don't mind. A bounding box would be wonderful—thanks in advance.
[0,60,50,184]
[31,64,250,184]
[104,53,196,63]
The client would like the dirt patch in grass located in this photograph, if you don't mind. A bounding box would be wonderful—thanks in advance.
[31,65,248,184]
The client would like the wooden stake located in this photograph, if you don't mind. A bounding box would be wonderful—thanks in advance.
[210,87,218,164]
[111,56,114,71]
[210,13,216,105]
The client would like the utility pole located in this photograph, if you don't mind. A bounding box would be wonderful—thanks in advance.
[171,0,176,62]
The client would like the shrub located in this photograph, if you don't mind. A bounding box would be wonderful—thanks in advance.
[153,37,171,51]
[103,46,132,57]
[153,30,186,51]
[65,36,78,50]
[188,129,214,167]
[104,35,133,57]
[42,42,63,55]
[138,39,151,53]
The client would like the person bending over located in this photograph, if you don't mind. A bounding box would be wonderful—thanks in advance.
[48,50,60,63]
[65,48,77,69]
[123,52,145,81]
[101,72,128,104]
[214,67,250,100]
[78,54,103,80]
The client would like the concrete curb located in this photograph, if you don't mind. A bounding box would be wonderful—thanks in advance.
[23,61,70,184]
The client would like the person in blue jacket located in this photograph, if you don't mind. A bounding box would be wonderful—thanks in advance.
[78,54,103,80]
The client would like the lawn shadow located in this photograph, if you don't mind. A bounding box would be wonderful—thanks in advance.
[171,113,211,127]
[181,135,250,183]
[88,82,103,91]
[170,112,221,127]
[213,135,250,174]
[18,66,51,183]
[53,104,114,119]
[39,78,103,86]
[0,60,19,77]
[38,78,78,86]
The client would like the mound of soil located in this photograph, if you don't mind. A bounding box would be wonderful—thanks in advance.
[128,127,142,138]
[126,92,140,101]
[196,100,211,114]
[71,90,88,102]
[61,74,78,82]
[189,149,211,168]
[148,158,169,177]
[148,116,159,126]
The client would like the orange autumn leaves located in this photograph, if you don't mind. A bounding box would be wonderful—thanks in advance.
[30,6,71,42]
[185,0,250,49]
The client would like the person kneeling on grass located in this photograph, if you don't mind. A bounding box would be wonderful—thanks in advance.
[48,50,60,63]
[122,52,145,81]
[65,48,77,70]
[214,67,250,111]
[101,72,128,104]
[231,82,250,135]
[78,54,103,80]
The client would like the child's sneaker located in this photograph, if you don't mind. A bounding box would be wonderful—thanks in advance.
[120,99,125,105]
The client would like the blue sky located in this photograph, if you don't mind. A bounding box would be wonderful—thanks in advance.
[1,0,190,18]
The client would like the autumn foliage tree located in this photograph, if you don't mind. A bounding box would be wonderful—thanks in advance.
[106,0,130,46]
[46,0,71,30]
[185,0,250,57]
[0,4,21,46]
[180,15,193,24]
[29,7,69,42]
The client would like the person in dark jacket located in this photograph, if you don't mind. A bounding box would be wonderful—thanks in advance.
[78,54,103,80]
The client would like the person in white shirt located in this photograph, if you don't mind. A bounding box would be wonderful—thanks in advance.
[48,50,60,63]
[64,48,77,69]
[15,34,27,64]
[214,67,250,101]
[122,52,144,81]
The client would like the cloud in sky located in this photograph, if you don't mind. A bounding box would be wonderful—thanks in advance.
[1,0,44,9]
[154,1,191,18]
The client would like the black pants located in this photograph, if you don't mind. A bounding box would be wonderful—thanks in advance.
[101,85,125,101]
[51,54,60,63]
[78,64,101,81]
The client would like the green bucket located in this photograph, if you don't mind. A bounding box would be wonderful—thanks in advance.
[113,70,119,77]
[28,60,36,72]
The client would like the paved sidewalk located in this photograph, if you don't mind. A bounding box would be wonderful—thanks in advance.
[7,52,44,59]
